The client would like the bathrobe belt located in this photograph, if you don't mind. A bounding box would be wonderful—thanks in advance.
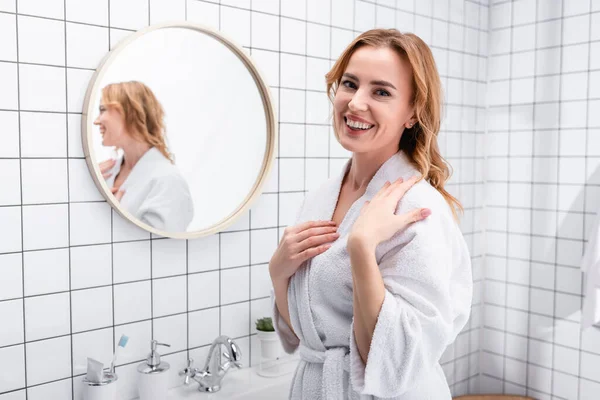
[299,344,351,400]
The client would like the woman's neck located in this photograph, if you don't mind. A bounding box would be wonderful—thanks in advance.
[346,147,399,192]
[120,139,152,170]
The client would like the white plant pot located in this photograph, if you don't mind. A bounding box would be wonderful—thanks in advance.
[257,330,280,359]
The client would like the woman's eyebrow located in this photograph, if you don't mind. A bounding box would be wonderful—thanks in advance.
[342,73,397,90]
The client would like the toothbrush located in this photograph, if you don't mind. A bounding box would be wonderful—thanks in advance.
[110,334,129,374]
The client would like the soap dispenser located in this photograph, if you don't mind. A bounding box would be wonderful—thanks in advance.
[136,340,171,400]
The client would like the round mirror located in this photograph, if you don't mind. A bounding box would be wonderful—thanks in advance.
[82,22,277,239]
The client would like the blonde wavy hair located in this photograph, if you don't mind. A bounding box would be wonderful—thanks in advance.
[326,29,463,221]
[101,81,173,163]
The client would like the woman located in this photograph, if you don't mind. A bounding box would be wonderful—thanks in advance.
[269,29,473,399]
[95,81,194,232]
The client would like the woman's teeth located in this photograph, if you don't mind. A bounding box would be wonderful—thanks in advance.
[345,117,373,130]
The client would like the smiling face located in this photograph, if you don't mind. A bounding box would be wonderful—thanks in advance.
[93,103,126,148]
[333,46,417,156]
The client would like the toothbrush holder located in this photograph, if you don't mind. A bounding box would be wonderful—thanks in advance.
[82,371,118,400]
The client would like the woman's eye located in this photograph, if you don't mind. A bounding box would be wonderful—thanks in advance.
[342,80,357,89]
[376,89,390,97]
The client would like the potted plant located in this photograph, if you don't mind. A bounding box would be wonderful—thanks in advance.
[255,317,280,359]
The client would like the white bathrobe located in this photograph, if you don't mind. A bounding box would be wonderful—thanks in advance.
[271,150,473,400]
[581,210,600,329]
[105,147,194,232]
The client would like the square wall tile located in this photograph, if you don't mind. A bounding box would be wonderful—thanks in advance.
[189,307,219,348]
[21,159,68,204]
[113,240,151,283]
[221,301,249,338]
[221,267,249,304]
[281,18,305,54]
[307,23,330,58]
[279,158,304,192]
[0,62,18,110]
[69,202,111,246]
[71,327,112,375]
[0,13,17,62]
[153,313,187,353]
[109,0,149,30]
[149,0,185,23]
[23,248,69,296]
[18,0,64,19]
[220,231,250,268]
[251,12,279,51]
[188,234,219,273]
[188,271,219,311]
[279,124,305,158]
[0,253,23,300]
[71,286,113,333]
[17,15,65,66]
[278,192,304,227]
[66,0,108,25]
[22,204,68,251]
[306,91,330,124]
[220,6,250,48]
[0,111,19,157]
[114,281,151,325]
[67,68,94,113]
[71,244,112,290]
[153,276,186,317]
[250,193,278,229]
[250,263,271,299]
[279,89,305,123]
[18,64,66,112]
[0,159,21,206]
[305,125,329,157]
[26,336,71,386]
[20,112,67,158]
[280,53,306,90]
[187,1,219,28]
[0,299,24,347]
[331,0,353,30]
[67,158,100,202]
[27,379,72,400]
[25,293,70,341]
[250,228,277,265]
[0,345,25,393]
[152,239,186,278]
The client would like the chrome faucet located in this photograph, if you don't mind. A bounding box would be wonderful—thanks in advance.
[179,335,242,392]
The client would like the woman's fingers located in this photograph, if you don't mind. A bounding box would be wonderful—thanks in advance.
[295,243,332,263]
[389,175,420,200]
[294,225,338,243]
[288,220,337,235]
[297,231,340,253]
[401,208,431,226]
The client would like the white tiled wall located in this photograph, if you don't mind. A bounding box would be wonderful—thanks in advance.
[482,0,600,399]
[0,0,484,398]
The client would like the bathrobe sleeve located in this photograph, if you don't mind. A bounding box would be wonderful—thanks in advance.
[270,286,300,354]
[137,175,194,232]
[348,208,471,398]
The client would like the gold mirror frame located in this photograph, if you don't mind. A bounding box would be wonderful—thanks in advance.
[81,21,278,239]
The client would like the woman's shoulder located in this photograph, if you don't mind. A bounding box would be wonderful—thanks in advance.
[400,178,454,220]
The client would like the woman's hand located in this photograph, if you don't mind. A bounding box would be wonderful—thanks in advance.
[348,176,431,253]
[269,220,339,283]
[99,159,116,179]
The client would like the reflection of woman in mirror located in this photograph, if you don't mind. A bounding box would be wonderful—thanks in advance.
[94,81,194,232]
[269,29,472,399]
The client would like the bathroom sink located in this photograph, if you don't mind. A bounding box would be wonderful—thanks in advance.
[164,357,297,399]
